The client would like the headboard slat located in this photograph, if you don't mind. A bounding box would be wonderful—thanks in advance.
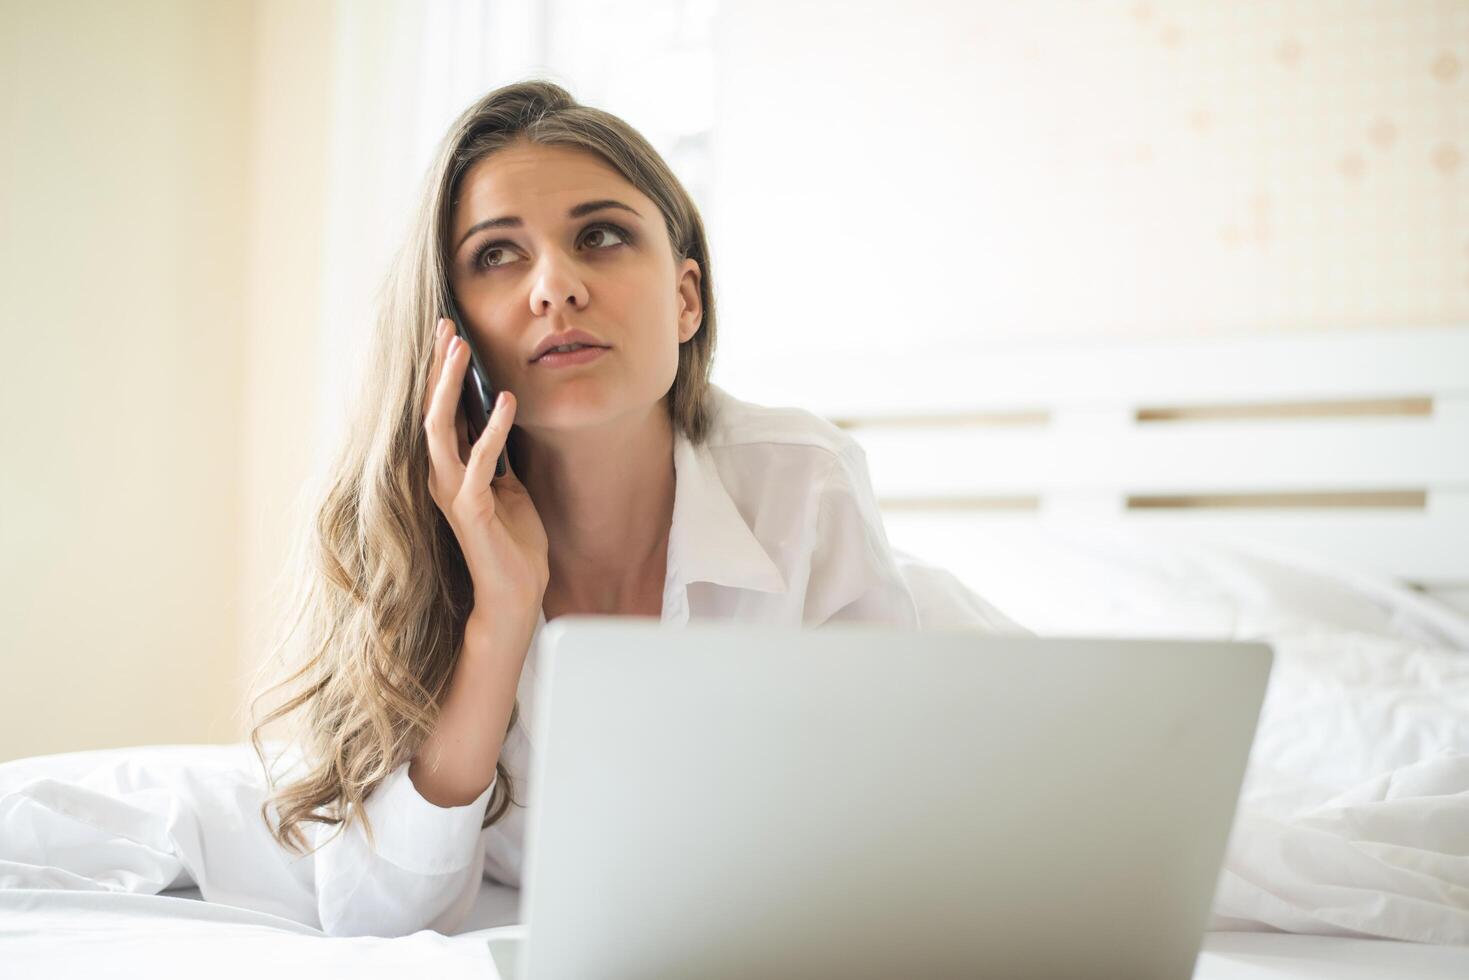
[721,326,1469,586]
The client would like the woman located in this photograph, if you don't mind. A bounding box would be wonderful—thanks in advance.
[249,79,1021,938]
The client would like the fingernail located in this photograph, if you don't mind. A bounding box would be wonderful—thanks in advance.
[435,320,445,339]
[448,336,460,355]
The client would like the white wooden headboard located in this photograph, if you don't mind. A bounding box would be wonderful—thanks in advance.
[730,325,1469,596]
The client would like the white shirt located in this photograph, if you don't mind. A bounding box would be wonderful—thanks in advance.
[310,382,1025,936]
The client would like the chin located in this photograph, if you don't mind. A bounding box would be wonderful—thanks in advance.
[521,384,627,429]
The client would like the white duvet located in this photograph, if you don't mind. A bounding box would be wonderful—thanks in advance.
[3,527,1468,957]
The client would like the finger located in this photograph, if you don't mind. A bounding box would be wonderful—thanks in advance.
[464,388,516,492]
[423,318,453,422]
[425,331,470,485]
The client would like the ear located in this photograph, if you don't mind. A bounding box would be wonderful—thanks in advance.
[676,257,703,344]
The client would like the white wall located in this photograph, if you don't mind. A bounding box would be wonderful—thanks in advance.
[706,0,1469,388]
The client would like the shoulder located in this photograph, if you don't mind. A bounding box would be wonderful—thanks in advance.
[695,384,880,544]
[701,382,862,467]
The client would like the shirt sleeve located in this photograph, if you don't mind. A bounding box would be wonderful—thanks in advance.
[802,445,922,628]
[310,759,495,937]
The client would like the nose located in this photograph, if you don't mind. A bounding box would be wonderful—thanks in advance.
[528,251,589,316]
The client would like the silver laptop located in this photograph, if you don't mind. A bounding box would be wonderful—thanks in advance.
[508,616,1272,980]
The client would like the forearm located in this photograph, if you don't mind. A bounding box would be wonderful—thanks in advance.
[408,608,536,808]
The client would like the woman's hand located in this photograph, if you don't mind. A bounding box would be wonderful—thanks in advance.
[423,318,549,620]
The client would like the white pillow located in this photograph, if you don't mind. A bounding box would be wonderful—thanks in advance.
[896,523,1469,649]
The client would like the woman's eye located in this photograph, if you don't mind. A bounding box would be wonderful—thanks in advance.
[480,245,517,269]
[580,224,628,250]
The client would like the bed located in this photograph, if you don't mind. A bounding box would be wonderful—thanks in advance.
[4,327,1468,977]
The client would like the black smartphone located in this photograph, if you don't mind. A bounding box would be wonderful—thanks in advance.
[442,292,509,479]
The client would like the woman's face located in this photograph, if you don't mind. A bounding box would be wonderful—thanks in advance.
[445,139,702,436]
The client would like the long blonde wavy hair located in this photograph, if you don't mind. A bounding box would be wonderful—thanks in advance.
[248,79,719,856]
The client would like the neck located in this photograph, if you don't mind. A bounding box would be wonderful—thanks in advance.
[514,400,676,612]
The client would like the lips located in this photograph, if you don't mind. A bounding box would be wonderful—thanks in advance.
[534,342,606,362]
[533,345,610,368]
[530,329,611,362]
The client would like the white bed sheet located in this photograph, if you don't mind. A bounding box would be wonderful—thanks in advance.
[0,887,497,980]
[7,881,1469,980]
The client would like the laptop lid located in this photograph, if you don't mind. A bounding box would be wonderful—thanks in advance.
[519,617,1272,980]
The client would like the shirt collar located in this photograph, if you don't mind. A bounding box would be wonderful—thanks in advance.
[666,422,787,595]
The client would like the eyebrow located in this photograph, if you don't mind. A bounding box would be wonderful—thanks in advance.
[454,199,642,256]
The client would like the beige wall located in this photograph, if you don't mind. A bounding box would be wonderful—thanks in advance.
[237,1,332,749]
[0,0,329,760]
